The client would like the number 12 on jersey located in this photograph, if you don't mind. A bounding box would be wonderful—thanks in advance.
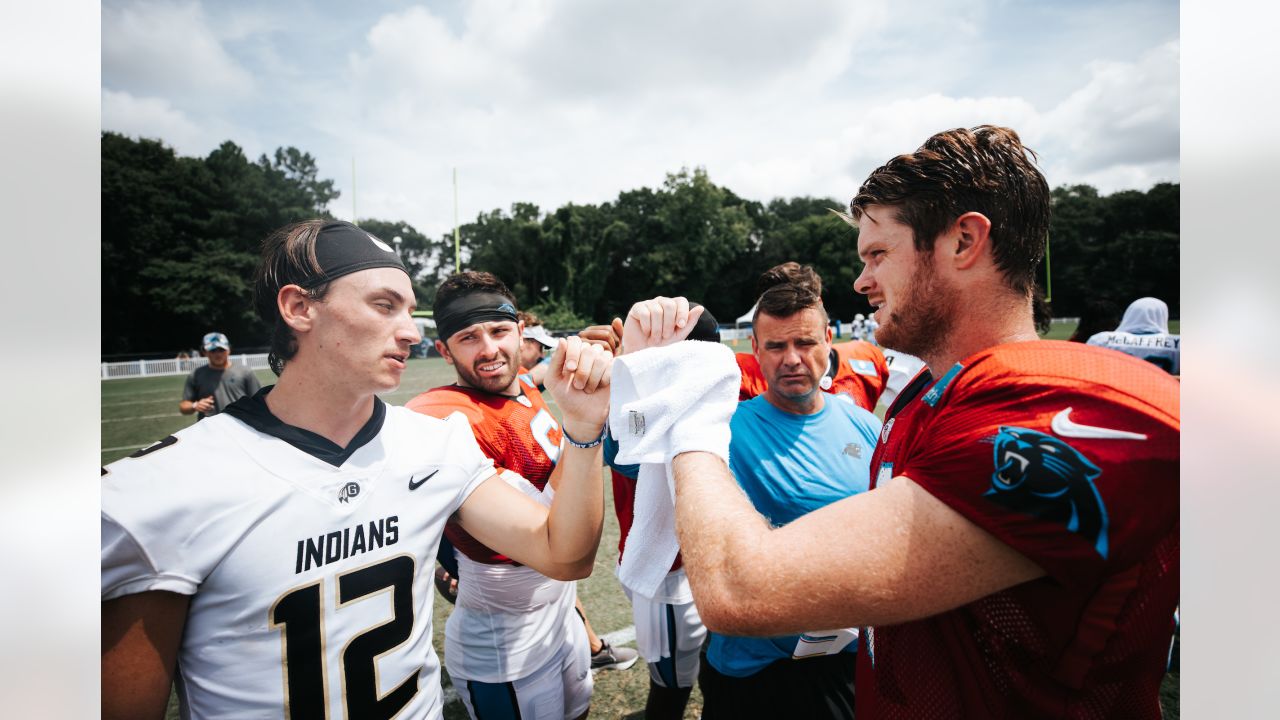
[270,554,420,719]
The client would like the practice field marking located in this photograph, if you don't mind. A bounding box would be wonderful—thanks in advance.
[601,626,637,647]
[102,444,146,453]
[102,413,182,423]
[438,625,637,707]
[101,387,183,397]
[102,397,185,408]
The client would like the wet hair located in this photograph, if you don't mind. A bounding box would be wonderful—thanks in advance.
[1032,287,1052,335]
[848,125,1051,298]
[518,310,542,328]
[753,282,828,328]
[755,262,823,298]
[253,219,332,375]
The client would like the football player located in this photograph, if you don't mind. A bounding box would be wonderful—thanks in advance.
[406,271,631,720]
[622,126,1179,718]
[102,220,611,720]
[517,310,558,390]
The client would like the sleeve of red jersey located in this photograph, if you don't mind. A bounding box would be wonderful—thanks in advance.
[895,376,1178,591]
[736,353,767,401]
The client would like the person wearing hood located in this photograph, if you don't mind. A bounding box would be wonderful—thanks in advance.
[1086,297,1180,375]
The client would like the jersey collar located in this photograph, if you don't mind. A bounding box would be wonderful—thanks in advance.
[224,386,387,467]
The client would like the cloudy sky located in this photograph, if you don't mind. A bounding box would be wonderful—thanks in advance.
[102,0,1179,237]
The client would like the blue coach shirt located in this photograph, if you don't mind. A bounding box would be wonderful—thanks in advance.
[707,393,882,677]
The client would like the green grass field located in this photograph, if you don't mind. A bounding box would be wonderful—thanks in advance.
[102,324,1177,719]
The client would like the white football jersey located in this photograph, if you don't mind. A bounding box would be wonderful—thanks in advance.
[445,472,577,684]
[1086,330,1180,375]
[102,404,493,720]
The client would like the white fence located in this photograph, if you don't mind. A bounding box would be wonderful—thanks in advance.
[102,317,1081,380]
[721,320,866,342]
[101,353,272,380]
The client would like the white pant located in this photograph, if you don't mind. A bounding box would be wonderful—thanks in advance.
[623,568,706,689]
[455,612,592,719]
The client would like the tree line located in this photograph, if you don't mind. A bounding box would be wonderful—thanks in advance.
[102,132,1178,356]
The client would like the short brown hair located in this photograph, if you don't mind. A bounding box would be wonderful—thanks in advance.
[253,219,332,375]
[753,282,827,328]
[849,125,1050,297]
[434,271,517,313]
[755,262,823,298]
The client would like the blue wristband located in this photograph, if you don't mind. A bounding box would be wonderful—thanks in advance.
[563,425,607,449]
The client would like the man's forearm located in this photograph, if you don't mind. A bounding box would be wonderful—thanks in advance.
[672,451,773,629]
[544,421,605,570]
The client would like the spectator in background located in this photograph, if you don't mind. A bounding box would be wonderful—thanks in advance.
[851,313,867,341]
[179,332,261,419]
[1087,296,1180,375]
[518,311,559,391]
[1068,298,1122,343]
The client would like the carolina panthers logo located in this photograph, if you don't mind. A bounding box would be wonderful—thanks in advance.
[986,426,1110,558]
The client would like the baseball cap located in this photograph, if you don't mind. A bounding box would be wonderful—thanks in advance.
[522,325,559,349]
[203,332,230,351]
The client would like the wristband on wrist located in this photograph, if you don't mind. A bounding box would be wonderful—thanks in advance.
[562,425,606,449]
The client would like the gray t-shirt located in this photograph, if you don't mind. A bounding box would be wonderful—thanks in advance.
[183,363,262,418]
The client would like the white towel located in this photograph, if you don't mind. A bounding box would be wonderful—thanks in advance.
[610,341,740,596]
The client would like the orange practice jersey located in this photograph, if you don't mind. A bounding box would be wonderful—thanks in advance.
[737,340,889,412]
[406,374,562,565]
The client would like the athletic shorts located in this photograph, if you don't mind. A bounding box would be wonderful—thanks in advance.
[455,612,593,720]
[623,569,706,690]
[698,647,856,720]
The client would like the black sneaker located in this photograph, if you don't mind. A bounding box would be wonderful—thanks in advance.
[590,639,639,672]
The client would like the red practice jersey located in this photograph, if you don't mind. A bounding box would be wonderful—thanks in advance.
[736,340,889,411]
[406,374,562,565]
[858,341,1179,719]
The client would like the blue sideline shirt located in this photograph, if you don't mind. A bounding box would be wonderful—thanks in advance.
[707,394,882,677]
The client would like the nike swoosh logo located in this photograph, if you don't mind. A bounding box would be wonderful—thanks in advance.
[408,469,439,490]
[1051,408,1147,440]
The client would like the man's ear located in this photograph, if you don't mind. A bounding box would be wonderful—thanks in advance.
[750,333,759,356]
[435,339,454,365]
[278,285,314,333]
[952,211,993,270]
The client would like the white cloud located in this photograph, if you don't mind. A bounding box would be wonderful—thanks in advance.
[101,89,204,150]
[834,93,1043,186]
[102,0,254,106]
[99,0,1180,236]
[1043,40,1180,180]
[523,0,882,98]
